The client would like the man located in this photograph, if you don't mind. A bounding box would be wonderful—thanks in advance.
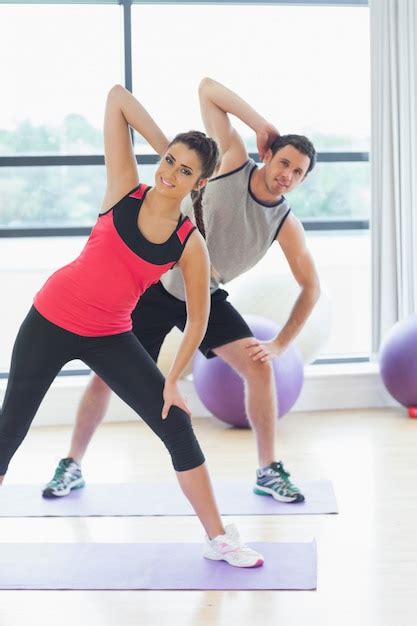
[43,77,320,503]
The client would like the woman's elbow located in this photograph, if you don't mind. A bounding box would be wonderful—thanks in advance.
[186,313,209,333]
[107,84,124,102]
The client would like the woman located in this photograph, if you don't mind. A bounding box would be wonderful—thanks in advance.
[0,85,263,569]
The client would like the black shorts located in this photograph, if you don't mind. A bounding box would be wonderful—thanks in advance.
[131,281,253,361]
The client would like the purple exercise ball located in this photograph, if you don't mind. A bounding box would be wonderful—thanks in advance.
[379,315,417,408]
[192,315,304,428]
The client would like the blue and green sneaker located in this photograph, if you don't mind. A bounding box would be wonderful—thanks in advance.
[42,457,85,498]
[254,461,305,503]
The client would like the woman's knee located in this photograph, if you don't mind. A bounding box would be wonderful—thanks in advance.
[160,407,205,471]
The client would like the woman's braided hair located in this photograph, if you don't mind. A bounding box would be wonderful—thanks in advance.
[168,130,219,239]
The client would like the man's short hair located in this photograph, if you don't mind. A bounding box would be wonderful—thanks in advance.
[270,134,316,175]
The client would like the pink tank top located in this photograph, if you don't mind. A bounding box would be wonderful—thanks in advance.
[34,184,196,336]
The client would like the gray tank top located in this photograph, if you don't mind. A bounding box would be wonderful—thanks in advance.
[160,158,291,301]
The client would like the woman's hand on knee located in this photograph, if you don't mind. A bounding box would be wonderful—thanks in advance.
[162,379,191,420]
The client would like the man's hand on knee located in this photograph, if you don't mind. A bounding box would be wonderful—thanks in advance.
[244,337,287,363]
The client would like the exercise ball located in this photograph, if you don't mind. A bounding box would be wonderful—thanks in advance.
[230,273,331,364]
[379,315,417,415]
[192,315,304,427]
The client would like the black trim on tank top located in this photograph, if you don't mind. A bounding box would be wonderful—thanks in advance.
[180,226,197,248]
[167,224,197,271]
[272,208,292,242]
[209,160,249,182]
[248,165,287,209]
[112,192,190,266]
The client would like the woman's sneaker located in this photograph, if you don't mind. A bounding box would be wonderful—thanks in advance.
[204,523,264,568]
[42,458,85,498]
[254,461,305,503]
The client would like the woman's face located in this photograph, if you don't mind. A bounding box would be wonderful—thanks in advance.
[154,142,206,200]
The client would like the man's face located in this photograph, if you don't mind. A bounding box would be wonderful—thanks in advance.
[263,145,311,196]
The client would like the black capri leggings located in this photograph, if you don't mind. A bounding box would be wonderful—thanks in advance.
[0,307,205,475]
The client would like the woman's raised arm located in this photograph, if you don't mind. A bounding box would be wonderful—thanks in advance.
[101,84,169,211]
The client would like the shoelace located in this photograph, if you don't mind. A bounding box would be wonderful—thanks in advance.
[270,461,290,479]
[215,527,257,556]
[265,463,297,494]
[217,538,255,557]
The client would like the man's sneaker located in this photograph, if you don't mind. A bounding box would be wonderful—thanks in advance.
[204,523,264,568]
[42,458,85,498]
[254,460,305,503]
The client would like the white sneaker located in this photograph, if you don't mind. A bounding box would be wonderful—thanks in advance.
[203,523,264,568]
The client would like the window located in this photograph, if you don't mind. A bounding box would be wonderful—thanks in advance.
[0,5,122,157]
[132,2,371,357]
[0,1,370,373]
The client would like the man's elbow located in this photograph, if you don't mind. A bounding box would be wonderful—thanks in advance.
[301,276,321,305]
[198,77,214,96]
[311,278,321,305]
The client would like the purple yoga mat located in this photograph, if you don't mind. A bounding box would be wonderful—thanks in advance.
[0,480,337,517]
[0,541,317,590]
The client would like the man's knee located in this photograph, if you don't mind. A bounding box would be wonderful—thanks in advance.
[241,359,273,384]
[88,374,111,396]
[222,347,274,382]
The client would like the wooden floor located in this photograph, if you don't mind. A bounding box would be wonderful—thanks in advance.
[1,408,417,626]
